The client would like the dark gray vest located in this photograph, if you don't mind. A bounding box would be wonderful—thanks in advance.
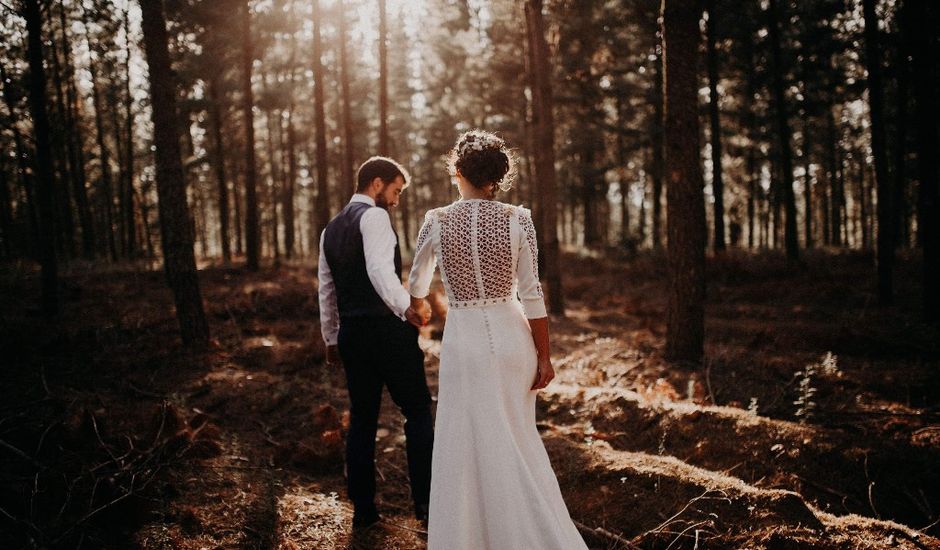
[323,201,402,318]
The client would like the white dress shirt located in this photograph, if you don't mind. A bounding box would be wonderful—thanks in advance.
[318,194,411,346]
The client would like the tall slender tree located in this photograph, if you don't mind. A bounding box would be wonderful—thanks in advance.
[241,0,260,271]
[378,0,389,156]
[766,0,799,261]
[706,0,725,252]
[312,0,329,243]
[903,0,939,320]
[208,76,231,262]
[338,0,356,200]
[662,0,706,363]
[82,5,119,262]
[525,0,565,315]
[57,0,96,259]
[139,0,210,348]
[651,43,665,252]
[22,0,59,316]
[862,0,893,304]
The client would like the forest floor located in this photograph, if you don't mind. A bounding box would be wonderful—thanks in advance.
[1,249,939,549]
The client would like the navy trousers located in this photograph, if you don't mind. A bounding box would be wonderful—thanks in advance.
[337,314,434,515]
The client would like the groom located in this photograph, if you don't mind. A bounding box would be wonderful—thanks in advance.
[318,156,433,529]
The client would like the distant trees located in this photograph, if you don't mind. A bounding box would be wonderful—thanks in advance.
[1,0,938,326]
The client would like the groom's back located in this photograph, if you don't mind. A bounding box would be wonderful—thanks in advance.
[322,202,400,318]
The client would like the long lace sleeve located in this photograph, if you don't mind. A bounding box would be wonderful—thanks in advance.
[408,210,438,299]
[516,208,547,319]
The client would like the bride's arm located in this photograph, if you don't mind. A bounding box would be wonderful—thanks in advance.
[517,209,554,389]
[407,212,438,323]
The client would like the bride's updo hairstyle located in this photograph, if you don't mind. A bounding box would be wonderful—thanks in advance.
[447,130,516,195]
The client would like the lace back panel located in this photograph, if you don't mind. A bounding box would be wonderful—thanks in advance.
[438,201,516,303]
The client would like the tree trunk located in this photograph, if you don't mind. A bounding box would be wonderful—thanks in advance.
[0,63,40,245]
[903,0,939,320]
[826,105,843,246]
[894,25,910,249]
[802,123,813,248]
[241,0,260,271]
[651,45,665,252]
[766,0,799,261]
[82,7,118,262]
[122,7,137,259]
[208,75,231,262]
[57,1,96,259]
[312,0,330,245]
[284,102,297,259]
[23,0,59,316]
[378,0,389,156]
[747,148,757,249]
[48,26,77,258]
[862,0,894,303]
[662,0,706,363]
[140,0,210,349]
[338,0,356,201]
[264,105,281,262]
[0,141,13,257]
[524,0,565,315]
[706,0,725,253]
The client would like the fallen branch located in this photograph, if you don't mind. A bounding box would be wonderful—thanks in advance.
[573,520,639,549]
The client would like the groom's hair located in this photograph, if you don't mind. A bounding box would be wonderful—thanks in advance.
[356,156,411,192]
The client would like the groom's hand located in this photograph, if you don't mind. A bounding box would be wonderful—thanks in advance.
[405,306,425,328]
[326,345,341,367]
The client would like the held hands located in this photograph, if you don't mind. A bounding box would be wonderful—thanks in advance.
[531,357,555,391]
[406,297,432,328]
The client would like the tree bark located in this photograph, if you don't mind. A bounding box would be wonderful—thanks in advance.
[0,137,13,257]
[241,0,260,271]
[57,1,96,259]
[378,0,389,156]
[47,24,77,258]
[862,0,894,303]
[140,0,210,349]
[904,0,939,320]
[312,0,330,245]
[706,0,725,252]
[338,0,356,201]
[662,0,706,363]
[766,0,799,261]
[284,102,297,259]
[82,6,118,262]
[524,0,565,315]
[894,23,910,249]
[122,7,137,259]
[23,0,59,316]
[0,63,40,244]
[651,44,665,252]
[802,122,813,248]
[208,75,231,262]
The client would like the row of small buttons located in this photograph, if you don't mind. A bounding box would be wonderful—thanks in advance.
[449,295,515,309]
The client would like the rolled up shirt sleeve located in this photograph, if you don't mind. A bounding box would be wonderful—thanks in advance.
[360,207,411,320]
[317,230,340,346]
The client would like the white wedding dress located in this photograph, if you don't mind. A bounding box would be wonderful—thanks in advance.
[409,199,588,550]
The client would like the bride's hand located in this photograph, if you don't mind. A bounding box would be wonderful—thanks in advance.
[531,357,555,390]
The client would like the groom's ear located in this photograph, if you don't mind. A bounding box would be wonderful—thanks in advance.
[369,177,385,193]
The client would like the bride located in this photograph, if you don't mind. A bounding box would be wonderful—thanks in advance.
[408,130,588,549]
